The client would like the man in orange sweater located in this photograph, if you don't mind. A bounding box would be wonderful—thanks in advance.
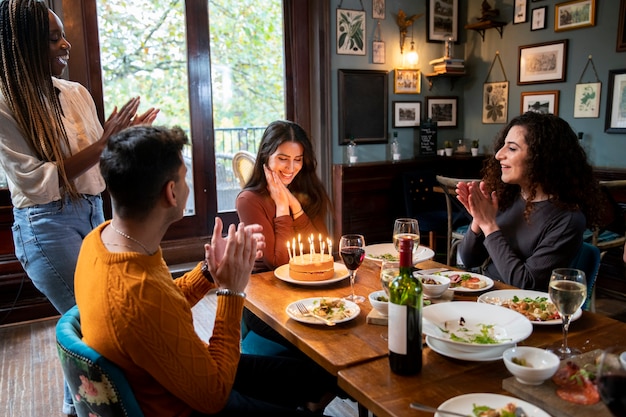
[75,125,336,416]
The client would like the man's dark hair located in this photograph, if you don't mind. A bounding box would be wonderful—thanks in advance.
[100,125,189,220]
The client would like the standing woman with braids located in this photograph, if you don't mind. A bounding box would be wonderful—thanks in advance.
[0,1,158,414]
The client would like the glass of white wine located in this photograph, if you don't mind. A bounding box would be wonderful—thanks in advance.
[548,268,587,359]
[393,218,420,264]
[380,259,399,297]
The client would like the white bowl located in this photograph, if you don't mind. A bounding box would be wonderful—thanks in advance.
[502,346,560,385]
[368,290,388,316]
[416,274,450,298]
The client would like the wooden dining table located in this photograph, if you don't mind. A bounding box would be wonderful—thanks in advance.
[244,257,626,417]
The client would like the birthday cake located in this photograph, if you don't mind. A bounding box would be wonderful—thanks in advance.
[289,254,335,281]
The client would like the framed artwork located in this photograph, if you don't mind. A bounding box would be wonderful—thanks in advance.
[394,69,421,94]
[337,8,366,55]
[393,101,421,128]
[518,40,568,85]
[426,0,458,42]
[618,0,626,52]
[531,6,547,31]
[574,82,601,118]
[372,41,385,64]
[338,69,388,144]
[521,90,560,115]
[482,82,509,124]
[426,96,458,128]
[555,0,596,32]
[373,0,385,19]
[514,0,528,24]
[605,69,626,133]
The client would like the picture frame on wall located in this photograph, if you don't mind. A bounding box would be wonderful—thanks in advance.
[393,101,421,128]
[338,69,388,144]
[482,82,509,124]
[394,69,421,94]
[574,82,601,118]
[555,0,596,32]
[518,40,568,85]
[521,90,560,115]
[605,69,626,133]
[337,8,366,55]
[426,97,458,128]
[372,0,385,19]
[514,0,528,24]
[426,0,458,42]
[618,0,626,52]
[531,6,547,31]
[372,40,385,64]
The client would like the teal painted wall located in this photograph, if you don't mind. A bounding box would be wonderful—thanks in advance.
[330,0,626,169]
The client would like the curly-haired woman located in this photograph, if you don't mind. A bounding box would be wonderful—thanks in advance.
[457,112,603,291]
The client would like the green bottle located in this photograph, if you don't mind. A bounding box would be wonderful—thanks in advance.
[388,237,423,375]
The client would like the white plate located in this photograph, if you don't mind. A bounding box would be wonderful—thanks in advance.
[477,289,583,325]
[274,262,349,286]
[363,243,435,264]
[422,302,533,352]
[436,393,551,417]
[433,270,494,292]
[286,297,360,325]
[426,336,510,362]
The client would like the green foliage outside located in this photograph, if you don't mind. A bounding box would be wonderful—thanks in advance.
[97,0,285,140]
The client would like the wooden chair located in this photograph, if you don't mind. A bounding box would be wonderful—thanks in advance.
[232,150,256,188]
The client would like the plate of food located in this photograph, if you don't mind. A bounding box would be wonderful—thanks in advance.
[432,270,494,292]
[286,297,360,325]
[434,393,550,417]
[425,336,508,362]
[274,262,349,286]
[422,302,533,352]
[477,289,583,325]
[363,243,435,264]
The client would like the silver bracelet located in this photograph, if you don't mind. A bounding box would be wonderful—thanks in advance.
[216,288,246,298]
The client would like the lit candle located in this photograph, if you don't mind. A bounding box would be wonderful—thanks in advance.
[287,241,291,260]
[292,238,296,259]
[299,242,303,258]
[310,240,313,262]
[318,233,322,254]
[327,238,332,258]
[321,241,326,257]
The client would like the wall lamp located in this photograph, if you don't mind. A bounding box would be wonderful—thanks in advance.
[396,9,423,67]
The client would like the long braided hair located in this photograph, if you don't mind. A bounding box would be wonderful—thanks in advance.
[0,0,78,199]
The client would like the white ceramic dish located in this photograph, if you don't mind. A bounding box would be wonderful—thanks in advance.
[433,270,494,292]
[422,302,533,352]
[478,289,583,325]
[286,297,359,325]
[363,243,435,264]
[436,393,550,417]
[426,336,509,362]
[274,262,349,286]
[368,290,388,316]
[502,346,560,385]
[416,274,451,299]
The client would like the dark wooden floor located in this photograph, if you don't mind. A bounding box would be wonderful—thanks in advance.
[1,289,624,417]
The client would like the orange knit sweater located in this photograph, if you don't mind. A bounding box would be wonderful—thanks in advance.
[75,221,244,416]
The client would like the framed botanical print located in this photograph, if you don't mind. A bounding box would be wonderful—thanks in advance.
[531,6,547,31]
[482,82,509,124]
[521,90,560,115]
[574,82,601,118]
[337,8,366,55]
[514,0,528,24]
[605,69,626,133]
[372,40,385,64]
[372,0,385,19]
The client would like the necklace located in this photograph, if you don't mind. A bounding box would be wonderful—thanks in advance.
[109,222,155,255]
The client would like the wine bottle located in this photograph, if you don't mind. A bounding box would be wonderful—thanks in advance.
[391,131,400,162]
[388,237,423,375]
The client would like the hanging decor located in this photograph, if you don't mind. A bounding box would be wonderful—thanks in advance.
[574,55,601,118]
[372,21,385,64]
[337,0,366,55]
[482,51,509,124]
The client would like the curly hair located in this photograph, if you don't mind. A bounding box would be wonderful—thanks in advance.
[244,120,332,221]
[482,112,603,228]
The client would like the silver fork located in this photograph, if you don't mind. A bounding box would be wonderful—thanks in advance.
[294,302,336,326]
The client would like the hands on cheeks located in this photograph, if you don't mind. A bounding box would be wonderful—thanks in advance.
[456,181,499,236]
[204,218,265,292]
[263,164,297,217]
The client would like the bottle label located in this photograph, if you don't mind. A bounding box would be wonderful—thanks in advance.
[393,153,401,161]
[388,302,408,354]
[349,156,358,163]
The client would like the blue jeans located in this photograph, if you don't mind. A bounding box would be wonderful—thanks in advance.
[11,194,104,414]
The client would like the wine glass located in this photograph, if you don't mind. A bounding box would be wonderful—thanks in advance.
[597,346,626,416]
[339,234,366,303]
[547,268,587,359]
[393,218,420,264]
[380,259,399,297]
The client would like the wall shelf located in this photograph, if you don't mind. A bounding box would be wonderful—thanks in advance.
[464,20,507,42]
[424,72,465,91]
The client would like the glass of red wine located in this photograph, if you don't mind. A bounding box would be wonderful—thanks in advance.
[339,234,365,303]
[597,347,626,416]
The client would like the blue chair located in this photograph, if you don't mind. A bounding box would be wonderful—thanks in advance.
[569,242,601,312]
[56,306,144,417]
